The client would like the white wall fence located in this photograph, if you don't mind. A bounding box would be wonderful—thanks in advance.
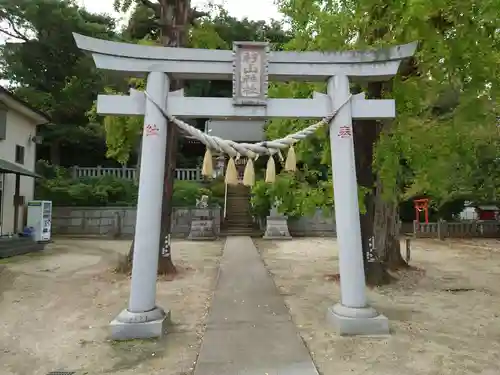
[71,166,203,181]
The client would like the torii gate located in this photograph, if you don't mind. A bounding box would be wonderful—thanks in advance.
[73,33,417,340]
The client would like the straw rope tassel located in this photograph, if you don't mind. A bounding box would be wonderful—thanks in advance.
[265,155,276,183]
[242,158,255,187]
[225,157,238,185]
[284,144,297,172]
[201,147,214,178]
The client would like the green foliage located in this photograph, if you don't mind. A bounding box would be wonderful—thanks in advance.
[36,174,139,207]
[0,0,118,152]
[35,159,72,180]
[206,177,226,201]
[35,163,225,207]
[96,4,292,166]
[250,171,334,218]
[270,0,500,207]
[88,84,144,165]
[171,180,223,207]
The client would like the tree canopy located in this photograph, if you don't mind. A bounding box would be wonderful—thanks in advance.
[98,4,291,165]
[1,0,499,210]
[0,0,119,165]
[264,0,500,209]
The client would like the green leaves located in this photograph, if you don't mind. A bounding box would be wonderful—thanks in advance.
[35,166,225,207]
[0,0,119,164]
[274,0,500,206]
[251,169,334,218]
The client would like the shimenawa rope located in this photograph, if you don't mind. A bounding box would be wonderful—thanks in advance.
[143,91,352,185]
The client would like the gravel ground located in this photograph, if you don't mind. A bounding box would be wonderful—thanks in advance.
[0,238,223,375]
[256,237,500,375]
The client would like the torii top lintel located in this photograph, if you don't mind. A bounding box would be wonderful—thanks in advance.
[73,33,417,82]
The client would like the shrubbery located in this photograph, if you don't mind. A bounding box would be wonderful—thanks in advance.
[250,172,335,218]
[35,161,224,207]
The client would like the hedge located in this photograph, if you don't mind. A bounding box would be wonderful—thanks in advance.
[35,162,225,207]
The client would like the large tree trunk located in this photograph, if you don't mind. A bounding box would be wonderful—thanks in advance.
[157,123,178,275]
[156,0,191,275]
[373,175,408,270]
[352,80,404,285]
[126,0,203,275]
[352,114,377,265]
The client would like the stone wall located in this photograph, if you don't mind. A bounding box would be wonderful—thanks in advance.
[51,206,499,239]
[287,209,337,237]
[52,206,221,238]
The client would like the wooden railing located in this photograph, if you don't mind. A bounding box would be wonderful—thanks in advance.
[71,166,202,181]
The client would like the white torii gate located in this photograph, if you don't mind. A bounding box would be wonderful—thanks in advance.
[73,33,417,340]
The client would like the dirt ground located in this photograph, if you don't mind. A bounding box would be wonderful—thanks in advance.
[256,238,500,375]
[0,238,223,375]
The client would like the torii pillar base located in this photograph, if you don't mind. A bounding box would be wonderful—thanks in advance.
[110,307,170,340]
[327,304,389,336]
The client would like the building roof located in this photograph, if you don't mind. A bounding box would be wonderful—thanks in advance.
[0,158,40,178]
[0,86,50,125]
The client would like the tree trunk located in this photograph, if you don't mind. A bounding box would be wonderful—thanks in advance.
[126,0,201,275]
[352,80,403,285]
[352,116,376,265]
[50,139,61,165]
[353,117,394,286]
[373,176,408,270]
[127,140,142,263]
[155,0,191,275]
[157,123,178,275]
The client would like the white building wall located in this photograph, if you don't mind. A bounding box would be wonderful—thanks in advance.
[0,109,37,234]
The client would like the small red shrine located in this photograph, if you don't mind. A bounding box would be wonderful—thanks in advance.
[414,198,429,224]
[475,205,499,221]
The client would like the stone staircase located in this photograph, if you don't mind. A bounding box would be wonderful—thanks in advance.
[221,184,262,237]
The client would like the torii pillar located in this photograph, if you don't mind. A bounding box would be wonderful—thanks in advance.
[326,75,389,335]
[110,72,171,340]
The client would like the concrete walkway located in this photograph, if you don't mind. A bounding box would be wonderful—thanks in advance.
[194,236,318,375]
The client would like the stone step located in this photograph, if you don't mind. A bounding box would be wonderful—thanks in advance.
[224,224,255,229]
[223,220,255,225]
[224,214,253,218]
[220,230,263,237]
[223,227,258,231]
[222,220,258,226]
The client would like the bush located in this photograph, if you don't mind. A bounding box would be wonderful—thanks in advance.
[36,175,139,207]
[35,160,71,179]
[36,172,223,207]
[250,172,334,218]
